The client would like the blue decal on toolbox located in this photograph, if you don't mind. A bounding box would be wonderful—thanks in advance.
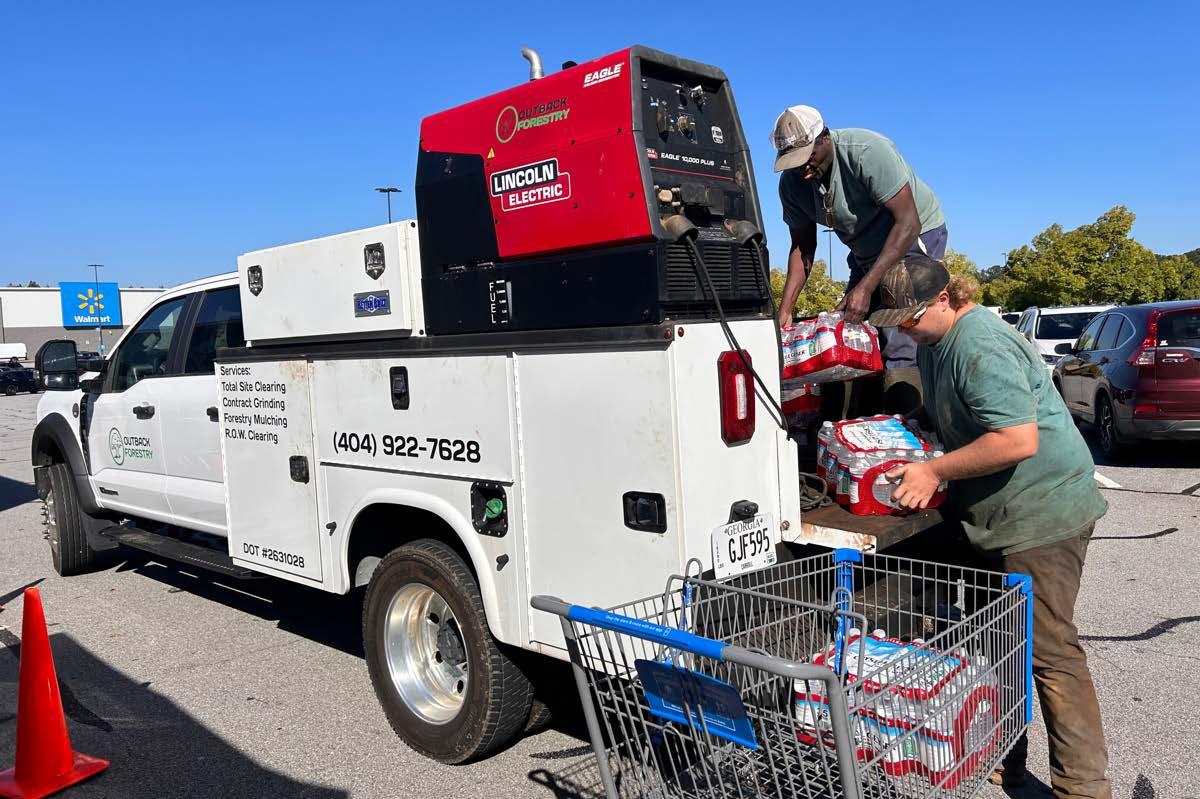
[635,659,757,749]
[354,290,391,317]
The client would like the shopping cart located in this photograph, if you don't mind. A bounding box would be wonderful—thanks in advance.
[532,549,1033,799]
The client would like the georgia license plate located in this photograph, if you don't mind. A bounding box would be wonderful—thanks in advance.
[711,514,776,580]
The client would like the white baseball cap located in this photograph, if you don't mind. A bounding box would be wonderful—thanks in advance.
[770,105,825,173]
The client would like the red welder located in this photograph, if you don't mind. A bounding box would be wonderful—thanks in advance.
[416,46,771,334]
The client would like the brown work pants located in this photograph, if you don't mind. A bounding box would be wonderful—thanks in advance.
[998,527,1111,799]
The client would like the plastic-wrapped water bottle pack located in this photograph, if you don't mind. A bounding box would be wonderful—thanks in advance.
[781,312,883,385]
[794,628,1001,789]
[816,415,947,515]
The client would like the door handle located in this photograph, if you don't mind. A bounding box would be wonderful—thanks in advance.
[132,404,155,419]
[207,406,219,422]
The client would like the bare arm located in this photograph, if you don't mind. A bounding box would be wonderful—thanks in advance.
[887,422,1039,510]
[837,183,923,323]
[779,221,817,327]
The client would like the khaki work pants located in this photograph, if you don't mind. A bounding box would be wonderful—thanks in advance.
[998,527,1111,799]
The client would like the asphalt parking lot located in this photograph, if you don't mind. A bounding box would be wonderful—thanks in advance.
[1,392,1197,798]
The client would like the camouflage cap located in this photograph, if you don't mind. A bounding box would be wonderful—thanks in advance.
[867,255,951,327]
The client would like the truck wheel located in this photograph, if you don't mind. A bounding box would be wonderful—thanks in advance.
[363,540,532,763]
[4,385,16,396]
[44,462,97,576]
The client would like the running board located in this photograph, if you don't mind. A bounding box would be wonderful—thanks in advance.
[100,527,261,580]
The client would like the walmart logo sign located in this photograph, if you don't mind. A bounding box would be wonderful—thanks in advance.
[59,282,123,328]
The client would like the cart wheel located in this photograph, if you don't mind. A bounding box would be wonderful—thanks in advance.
[363,540,532,763]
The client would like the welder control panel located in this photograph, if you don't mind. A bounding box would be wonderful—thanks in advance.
[638,66,748,228]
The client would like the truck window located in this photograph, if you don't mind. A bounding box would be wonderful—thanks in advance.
[109,296,189,391]
[184,287,245,374]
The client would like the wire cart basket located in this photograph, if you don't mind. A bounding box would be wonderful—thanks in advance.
[533,549,1033,799]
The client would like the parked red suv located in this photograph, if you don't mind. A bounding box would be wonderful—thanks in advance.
[1053,300,1200,457]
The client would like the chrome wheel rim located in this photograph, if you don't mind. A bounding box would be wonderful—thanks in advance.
[45,487,60,559]
[384,583,469,725]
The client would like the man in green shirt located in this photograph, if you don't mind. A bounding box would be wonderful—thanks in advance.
[771,105,946,415]
[871,255,1110,799]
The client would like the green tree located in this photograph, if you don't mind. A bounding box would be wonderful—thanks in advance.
[982,206,1189,309]
[1173,257,1200,300]
[943,248,979,281]
[769,259,844,319]
[942,248,982,302]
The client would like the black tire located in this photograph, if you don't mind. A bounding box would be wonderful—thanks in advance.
[45,462,97,576]
[1096,395,1128,460]
[524,697,555,734]
[3,384,15,396]
[363,540,532,763]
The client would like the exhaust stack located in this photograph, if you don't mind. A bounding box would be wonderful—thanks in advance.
[520,47,543,81]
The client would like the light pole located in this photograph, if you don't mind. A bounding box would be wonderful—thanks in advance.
[88,264,104,353]
[375,187,402,224]
[823,228,835,278]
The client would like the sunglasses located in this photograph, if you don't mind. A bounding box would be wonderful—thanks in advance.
[899,302,931,330]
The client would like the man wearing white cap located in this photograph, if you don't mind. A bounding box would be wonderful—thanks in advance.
[771,105,946,411]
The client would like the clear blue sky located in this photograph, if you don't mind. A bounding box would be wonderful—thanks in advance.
[2,1,1197,288]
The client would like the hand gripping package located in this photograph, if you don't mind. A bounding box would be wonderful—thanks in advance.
[817,416,947,515]
[781,312,883,384]
[794,629,1001,789]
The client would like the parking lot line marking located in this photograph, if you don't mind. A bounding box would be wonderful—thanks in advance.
[1093,471,1122,489]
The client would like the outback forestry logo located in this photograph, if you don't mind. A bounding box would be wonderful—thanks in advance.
[495,97,570,143]
[109,427,153,465]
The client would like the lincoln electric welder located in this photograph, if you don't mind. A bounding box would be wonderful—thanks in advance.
[416,46,770,334]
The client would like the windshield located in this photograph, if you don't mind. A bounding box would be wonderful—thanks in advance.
[1037,312,1098,340]
[1159,309,1200,346]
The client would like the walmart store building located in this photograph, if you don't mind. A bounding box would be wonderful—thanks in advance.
[0,283,163,360]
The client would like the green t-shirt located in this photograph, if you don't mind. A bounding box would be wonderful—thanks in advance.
[779,128,945,267]
[917,306,1107,555]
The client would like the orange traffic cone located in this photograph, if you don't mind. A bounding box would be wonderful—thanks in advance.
[0,588,108,799]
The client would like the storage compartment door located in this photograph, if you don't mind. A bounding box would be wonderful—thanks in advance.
[220,359,323,582]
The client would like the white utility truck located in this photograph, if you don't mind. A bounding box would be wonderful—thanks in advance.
[32,46,815,763]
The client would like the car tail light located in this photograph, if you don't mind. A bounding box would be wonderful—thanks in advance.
[1134,403,1158,416]
[1127,309,1163,367]
[718,351,755,445]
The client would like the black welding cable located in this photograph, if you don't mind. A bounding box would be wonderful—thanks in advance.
[685,239,830,511]
[746,237,786,383]
[682,237,787,429]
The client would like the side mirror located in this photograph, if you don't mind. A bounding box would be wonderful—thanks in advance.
[1054,342,1075,355]
[35,340,80,391]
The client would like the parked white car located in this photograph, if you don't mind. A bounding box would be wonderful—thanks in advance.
[1014,305,1115,367]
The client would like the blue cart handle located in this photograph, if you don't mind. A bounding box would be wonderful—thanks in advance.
[532,596,728,661]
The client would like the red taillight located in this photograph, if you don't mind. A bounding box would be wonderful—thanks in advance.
[1127,309,1163,367]
[718,350,755,444]
[1134,404,1158,416]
